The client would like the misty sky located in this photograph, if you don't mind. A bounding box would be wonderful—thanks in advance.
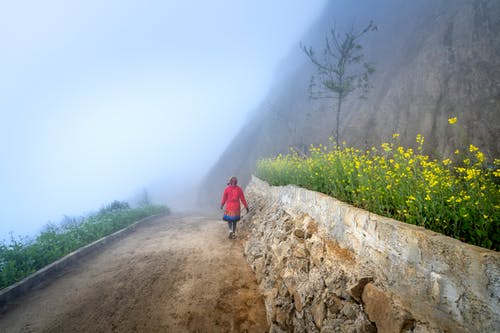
[0,1,327,240]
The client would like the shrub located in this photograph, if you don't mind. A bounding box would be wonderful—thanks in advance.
[256,132,499,250]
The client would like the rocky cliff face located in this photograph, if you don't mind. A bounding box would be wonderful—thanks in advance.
[200,0,500,203]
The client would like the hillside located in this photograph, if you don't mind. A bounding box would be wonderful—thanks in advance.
[200,0,500,204]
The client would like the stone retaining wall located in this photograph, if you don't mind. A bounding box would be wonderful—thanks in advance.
[243,176,499,333]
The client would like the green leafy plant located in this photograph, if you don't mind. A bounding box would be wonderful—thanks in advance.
[0,203,168,290]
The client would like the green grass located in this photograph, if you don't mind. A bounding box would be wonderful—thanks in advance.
[256,133,499,250]
[0,201,169,290]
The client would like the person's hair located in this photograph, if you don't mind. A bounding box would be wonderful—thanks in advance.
[228,176,238,186]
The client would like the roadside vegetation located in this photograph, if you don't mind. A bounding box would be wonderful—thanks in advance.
[256,119,499,250]
[0,201,168,290]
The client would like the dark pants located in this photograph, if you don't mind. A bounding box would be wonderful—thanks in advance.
[227,221,237,233]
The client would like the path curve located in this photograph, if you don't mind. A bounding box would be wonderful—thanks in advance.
[0,213,267,332]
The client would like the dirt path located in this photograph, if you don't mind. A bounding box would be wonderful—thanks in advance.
[0,213,268,332]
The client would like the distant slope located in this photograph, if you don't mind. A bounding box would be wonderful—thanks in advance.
[200,0,500,204]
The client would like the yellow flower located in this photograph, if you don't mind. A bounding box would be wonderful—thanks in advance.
[454,149,460,155]
[442,159,451,166]
[416,134,424,145]
[476,151,484,163]
[429,179,439,188]
[465,168,481,180]
[448,117,457,125]
[381,142,391,152]
[469,144,479,153]
[392,133,400,139]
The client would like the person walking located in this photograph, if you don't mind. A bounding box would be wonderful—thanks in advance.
[220,176,249,239]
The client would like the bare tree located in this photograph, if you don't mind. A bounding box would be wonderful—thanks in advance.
[301,21,377,147]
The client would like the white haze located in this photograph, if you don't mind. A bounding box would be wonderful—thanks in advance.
[0,0,327,240]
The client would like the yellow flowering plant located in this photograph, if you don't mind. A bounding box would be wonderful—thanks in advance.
[256,127,499,250]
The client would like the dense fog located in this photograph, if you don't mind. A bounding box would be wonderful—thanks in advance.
[0,0,327,240]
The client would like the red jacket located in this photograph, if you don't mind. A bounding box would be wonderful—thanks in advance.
[221,185,248,214]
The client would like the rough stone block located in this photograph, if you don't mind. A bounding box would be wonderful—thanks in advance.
[292,243,308,259]
[362,283,414,333]
[348,276,373,303]
[294,229,305,239]
[308,237,325,267]
[341,302,359,320]
[311,299,326,329]
[305,218,318,237]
